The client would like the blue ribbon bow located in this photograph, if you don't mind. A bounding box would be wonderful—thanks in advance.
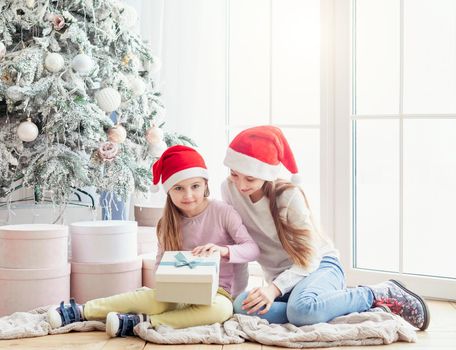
[174,252,202,269]
[159,252,218,271]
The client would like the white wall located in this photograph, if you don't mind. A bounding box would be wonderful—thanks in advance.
[146,0,323,207]
[159,0,229,199]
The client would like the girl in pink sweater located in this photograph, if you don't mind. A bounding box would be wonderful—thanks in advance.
[48,145,259,337]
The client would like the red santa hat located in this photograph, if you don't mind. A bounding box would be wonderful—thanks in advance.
[152,145,209,191]
[223,125,301,183]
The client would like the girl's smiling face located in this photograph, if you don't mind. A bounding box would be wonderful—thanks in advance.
[168,177,208,217]
[229,170,265,200]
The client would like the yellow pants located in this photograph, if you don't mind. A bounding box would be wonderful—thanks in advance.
[83,287,233,329]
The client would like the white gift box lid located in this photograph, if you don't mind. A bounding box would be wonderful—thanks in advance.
[70,220,137,235]
[155,251,220,284]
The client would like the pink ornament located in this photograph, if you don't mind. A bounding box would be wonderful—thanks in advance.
[17,118,38,142]
[145,125,164,145]
[98,141,119,162]
[107,124,127,144]
[53,15,65,30]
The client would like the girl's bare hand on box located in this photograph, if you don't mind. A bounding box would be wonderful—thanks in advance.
[192,243,230,258]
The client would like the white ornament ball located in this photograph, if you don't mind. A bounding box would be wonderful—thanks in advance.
[119,4,138,29]
[128,76,146,96]
[146,55,161,74]
[6,86,24,102]
[148,141,167,157]
[17,119,39,142]
[0,42,5,60]
[45,52,65,72]
[145,125,164,145]
[72,53,94,75]
[107,124,127,143]
[95,87,121,112]
[26,0,35,9]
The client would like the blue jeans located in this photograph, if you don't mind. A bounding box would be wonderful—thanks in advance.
[233,256,374,325]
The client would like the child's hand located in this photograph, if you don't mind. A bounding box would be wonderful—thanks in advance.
[192,243,230,258]
[242,284,281,315]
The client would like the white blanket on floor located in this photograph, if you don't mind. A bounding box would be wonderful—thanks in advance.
[0,306,416,347]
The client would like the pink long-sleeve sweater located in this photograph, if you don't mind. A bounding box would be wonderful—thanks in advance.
[154,200,260,295]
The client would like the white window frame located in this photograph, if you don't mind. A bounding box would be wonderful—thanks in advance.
[333,0,456,300]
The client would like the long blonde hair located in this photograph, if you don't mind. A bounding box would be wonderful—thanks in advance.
[262,179,316,267]
[156,195,183,251]
[156,181,210,251]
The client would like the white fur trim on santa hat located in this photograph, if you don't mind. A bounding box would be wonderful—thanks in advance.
[162,167,209,192]
[224,147,281,181]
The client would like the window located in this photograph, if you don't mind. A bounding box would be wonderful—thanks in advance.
[158,0,323,223]
[228,0,321,220]
[336,0,456,299]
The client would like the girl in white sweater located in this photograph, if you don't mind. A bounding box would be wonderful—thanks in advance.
[222,125,429,331]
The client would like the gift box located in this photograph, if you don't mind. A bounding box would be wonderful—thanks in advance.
[134,206,164,227]
[70,257,142,303]
[141,253,156,288]
[0,264,70,316]
[155,251,220,305]
[0,224,68,269]
[137,226,158,255]
[70,220,137,263]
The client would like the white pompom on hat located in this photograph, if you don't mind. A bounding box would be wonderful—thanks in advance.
[152,145,209,192]
[224,125,302,184]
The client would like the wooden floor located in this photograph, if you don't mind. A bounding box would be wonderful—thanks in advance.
[0,300,455,349]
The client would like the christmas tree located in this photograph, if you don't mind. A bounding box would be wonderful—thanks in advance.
[0,0,193,205]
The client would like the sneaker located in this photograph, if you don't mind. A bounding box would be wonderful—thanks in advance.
[47,298,84,329]
[369,279,430,331]
[105,312,148,337]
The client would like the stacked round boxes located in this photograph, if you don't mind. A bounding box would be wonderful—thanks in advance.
[0,224,70,316]
[134,206,163,227]
[69,220,142,303]
[135,206,161,289]
[137,226,158,288]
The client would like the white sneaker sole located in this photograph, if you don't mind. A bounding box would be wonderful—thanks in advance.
[106,312,120,337]
[47,306,63,329]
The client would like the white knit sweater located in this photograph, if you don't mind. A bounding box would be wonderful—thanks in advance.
[221,179,338,295]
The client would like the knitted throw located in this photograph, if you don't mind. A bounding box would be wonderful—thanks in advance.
[0,306,416,348]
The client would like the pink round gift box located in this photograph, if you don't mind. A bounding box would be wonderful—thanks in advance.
[70,257,142,303]
[0,263,71,316]
[137,226,158,255]
[141,253,156,288]
[70,220,137,263]
[0,224,68,269]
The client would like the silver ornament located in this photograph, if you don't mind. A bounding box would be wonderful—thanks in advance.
[17,118,39,142]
